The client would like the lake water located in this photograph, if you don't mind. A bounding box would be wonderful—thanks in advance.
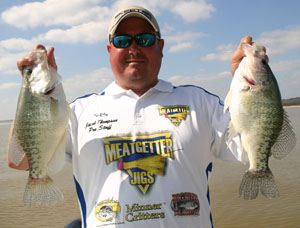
[0,108,299,228]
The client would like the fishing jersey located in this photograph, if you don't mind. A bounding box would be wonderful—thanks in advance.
[66,79,243,228]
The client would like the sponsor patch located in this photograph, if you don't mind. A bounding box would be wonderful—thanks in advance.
[159,105,190,126]
[104,132,175,194]
[95,199,121,222]
[170,192,200,216]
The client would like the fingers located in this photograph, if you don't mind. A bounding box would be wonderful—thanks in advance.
[17,58,34,74]
[47,47,58,71]
[17,44,57,75]
[230,35,252,76]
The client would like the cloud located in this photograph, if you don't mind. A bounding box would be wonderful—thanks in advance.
[40,21,108,44]
[0,82,20,90]
[1,0,110,29]
[270,59,300,73]
[171,0,216,22]
[169,42,193,53]
[256,25,300,56]
[63,67,114,102]
[201,26,300,62]
[200,44,236,61]
[0,38,37,52]
[165,30,209,53]
[0,51,26,75]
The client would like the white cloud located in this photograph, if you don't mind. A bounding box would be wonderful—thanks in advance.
[169,42,193,53]
[0,51,26,75]
[171,0,216,22]
[200,26,300,62]
[165,31,208,53]
[200,44,236,61]
[1,0,110,29]
[270,60,300,73]
[0,82,20,90]
[0,38,37,52]
[40,21,108,44]
[63,67,114,102]
[256,25,300,56]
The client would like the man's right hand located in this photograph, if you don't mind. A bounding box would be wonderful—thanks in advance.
[17,44,57,75]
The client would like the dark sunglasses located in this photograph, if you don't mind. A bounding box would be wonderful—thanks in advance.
[110,33,160,48]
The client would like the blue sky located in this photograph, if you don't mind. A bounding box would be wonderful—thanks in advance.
[0,0,299,120]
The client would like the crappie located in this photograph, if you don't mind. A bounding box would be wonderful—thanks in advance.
[9,50,70,206]
[224,43,296,200]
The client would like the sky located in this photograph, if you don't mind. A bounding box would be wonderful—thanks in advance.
[0,0,300,120]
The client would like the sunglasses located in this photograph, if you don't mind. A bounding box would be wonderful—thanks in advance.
[110,33,160,48]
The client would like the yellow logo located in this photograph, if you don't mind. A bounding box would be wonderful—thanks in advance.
[159,105,190,126]
[104,133,175,194]
[95,200,121,222]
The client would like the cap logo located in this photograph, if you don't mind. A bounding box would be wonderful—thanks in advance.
[114,8,153,23]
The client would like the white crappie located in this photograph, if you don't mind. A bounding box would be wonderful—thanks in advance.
[9,50,70,206]
[224,43,296,200]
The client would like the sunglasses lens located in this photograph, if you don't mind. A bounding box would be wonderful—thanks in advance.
[113,35,132,48]
[136,34,156,47]
[112,34,157,48]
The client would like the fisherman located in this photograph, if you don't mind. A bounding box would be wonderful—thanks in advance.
[8,5,259,228]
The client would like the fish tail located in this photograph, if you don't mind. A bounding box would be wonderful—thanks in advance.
[23,175,64,207]
[239,169,279,200]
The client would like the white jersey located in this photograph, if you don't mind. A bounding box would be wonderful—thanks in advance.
[66,79,242,228]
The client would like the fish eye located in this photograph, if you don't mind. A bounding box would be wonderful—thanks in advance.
[261,59,267,65]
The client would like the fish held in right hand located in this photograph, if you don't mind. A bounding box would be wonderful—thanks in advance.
[9,49,71,206]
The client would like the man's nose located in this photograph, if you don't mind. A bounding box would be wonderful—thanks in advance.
[129,40,140,54]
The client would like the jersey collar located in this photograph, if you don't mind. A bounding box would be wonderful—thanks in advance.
[104,79,174,97]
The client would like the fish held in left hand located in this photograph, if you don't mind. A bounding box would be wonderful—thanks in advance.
[8,50,71,206]
[224,43,296,200]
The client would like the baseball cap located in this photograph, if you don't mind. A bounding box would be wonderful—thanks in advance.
[108,6,161,39]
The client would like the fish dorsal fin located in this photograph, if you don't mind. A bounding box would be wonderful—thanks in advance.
[224,89,232,113]
[271,110,297,159]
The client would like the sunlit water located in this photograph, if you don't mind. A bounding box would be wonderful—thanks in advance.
[0,108,299,228]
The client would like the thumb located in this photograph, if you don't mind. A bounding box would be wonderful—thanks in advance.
[47,47,58,71]
[231,35,252,76]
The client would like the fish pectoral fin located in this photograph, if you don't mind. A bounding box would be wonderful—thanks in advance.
[227,121,238,142]
[8,132,26,166]
[271,110,297,159]
[224,90,232,113]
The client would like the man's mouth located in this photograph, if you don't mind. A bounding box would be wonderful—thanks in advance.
[126,59,145,63]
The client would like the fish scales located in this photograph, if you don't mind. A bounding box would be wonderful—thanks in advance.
[224,43,296,200]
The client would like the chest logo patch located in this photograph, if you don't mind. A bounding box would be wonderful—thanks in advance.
[104,132,175,194]
[159,105,190,126]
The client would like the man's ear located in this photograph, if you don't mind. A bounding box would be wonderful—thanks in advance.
[107,43,112,53]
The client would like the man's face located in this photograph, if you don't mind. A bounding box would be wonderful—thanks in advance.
[107,17,164,95]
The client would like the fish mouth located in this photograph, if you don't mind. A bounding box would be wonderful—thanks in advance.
[243,76,256,86]
[42,86,55,95]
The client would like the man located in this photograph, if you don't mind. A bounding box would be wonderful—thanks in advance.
[8,6,257,228]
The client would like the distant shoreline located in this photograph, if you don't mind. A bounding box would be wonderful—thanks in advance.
[283,105,300,109]
[0,120,13,124]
